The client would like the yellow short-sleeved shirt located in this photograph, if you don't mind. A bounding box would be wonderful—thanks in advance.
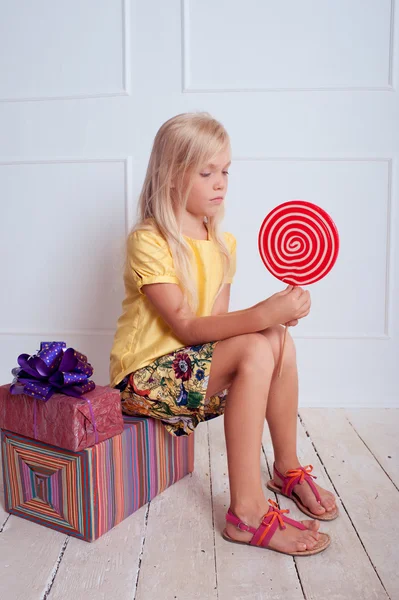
[109,226,237,387]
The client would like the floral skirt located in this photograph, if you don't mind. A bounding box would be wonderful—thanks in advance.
[114,341,228,437]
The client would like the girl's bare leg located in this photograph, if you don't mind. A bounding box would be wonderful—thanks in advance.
[259,326,337,515]
[206,334,321,553]
[222,335,272,513]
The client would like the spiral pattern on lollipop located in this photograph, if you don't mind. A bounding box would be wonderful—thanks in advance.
[258,201,339,286]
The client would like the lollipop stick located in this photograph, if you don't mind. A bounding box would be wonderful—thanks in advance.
[278,324,288,378]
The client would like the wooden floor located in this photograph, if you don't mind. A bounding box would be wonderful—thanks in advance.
[0,409,398,600]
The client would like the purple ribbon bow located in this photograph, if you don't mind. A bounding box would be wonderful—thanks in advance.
[10,341,98,442]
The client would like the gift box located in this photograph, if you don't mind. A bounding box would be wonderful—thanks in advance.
[1,341,123,451]
[0,384,124,452]
[1,415,195,542]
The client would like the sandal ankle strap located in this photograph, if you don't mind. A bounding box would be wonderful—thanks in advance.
[225,509,256,533]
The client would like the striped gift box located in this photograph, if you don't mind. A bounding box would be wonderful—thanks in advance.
[1,415,194,542]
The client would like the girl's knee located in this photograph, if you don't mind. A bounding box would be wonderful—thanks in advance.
[261,325,296,365]
[236,333,275,372]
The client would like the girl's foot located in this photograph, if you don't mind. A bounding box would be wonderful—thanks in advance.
[272,463,337,517]
[225,502,322,554]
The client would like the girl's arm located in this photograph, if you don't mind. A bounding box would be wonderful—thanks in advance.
[211,284,231,316]
[142,282,268,345]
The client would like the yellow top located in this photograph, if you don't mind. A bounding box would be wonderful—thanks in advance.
[109,226,237,387]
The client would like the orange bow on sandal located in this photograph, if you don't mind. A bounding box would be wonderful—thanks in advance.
[266,463,339,521]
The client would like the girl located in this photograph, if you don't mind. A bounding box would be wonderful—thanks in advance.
[110,112,338,557]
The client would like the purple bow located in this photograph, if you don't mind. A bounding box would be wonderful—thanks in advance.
[10,341,98,442]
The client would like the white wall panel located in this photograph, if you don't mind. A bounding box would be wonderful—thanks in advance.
[0,0,129,100]
[0,159,127,336]
[224,159,392,339]
[184,0,394,91]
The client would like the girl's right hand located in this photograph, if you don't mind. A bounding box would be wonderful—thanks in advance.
[257,285,311,328]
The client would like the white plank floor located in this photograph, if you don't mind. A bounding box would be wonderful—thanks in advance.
[0,409,398,600]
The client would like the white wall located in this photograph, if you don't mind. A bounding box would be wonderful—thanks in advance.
[1,0,398,407]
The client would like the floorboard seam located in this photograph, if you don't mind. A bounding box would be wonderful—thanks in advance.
[41,536,70,600]
[207,423,219,599]
[133,502,150,600]
[298,412,391,600]
[0,513,10,533]
[293,559,308,600]
[345,416,399,493]
[261,438,306,600]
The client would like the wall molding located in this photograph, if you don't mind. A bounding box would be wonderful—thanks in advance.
[231,156,394,340]
[1,156,393,340]
[389,0,396,87]
[0,330,116,337]
[231,157,392,163]
[0,331,391,340]
[292,334,391,340]
[298,398,399,408]
[0,156,133,336]
[182,0,396,93]
[0,0,131,103]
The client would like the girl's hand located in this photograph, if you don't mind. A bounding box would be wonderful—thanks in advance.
[257,284,311,328]
[286,319,299,327]
[284,285,310,326]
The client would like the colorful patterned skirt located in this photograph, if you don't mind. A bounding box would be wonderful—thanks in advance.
[114,342,228,437]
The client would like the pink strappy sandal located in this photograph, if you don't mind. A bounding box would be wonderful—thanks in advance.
[266,463,339,521]
[222,499,330,556]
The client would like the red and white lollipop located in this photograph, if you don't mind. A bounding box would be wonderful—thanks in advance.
[258,200,339,286]
[258,200,340,374]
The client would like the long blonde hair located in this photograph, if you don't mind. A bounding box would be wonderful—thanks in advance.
[130,112,232,313]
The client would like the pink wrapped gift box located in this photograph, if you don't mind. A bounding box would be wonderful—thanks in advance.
[0,384,124,452]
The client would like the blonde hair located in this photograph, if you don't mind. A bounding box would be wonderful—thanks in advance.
[129,112,232,313]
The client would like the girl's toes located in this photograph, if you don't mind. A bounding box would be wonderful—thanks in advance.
[297,542,307,552]
[303,519,320,532]
[309,498,326,514]
[303,534,317,548]
[323,497,336,512]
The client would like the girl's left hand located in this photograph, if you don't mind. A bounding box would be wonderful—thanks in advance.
[285,287,310,327]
